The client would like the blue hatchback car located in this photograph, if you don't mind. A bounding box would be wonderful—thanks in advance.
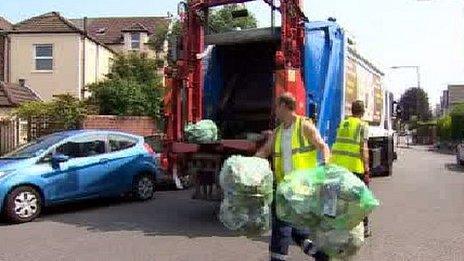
[0,130,157,223]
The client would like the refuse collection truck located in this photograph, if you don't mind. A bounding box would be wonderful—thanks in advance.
[162,20,395,194]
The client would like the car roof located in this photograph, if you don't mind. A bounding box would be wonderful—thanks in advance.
[51,129,142,139]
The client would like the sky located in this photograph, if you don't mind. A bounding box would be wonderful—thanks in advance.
[1,0,463,106]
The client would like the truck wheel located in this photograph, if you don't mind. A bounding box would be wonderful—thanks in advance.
[4,186,42,223]
[133,174,155,201]
[383,164,393,177]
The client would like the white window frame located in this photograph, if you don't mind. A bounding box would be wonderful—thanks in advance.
[130,33,141,50]
[34,44,53,72]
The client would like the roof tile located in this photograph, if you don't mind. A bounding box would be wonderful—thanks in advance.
[0,82,41,107]
[0,17,12,31]
[13,12,78,33]
[70,16,170,45]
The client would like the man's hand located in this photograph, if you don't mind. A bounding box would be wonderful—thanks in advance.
[363,170,370,185]
[255,132,274,159]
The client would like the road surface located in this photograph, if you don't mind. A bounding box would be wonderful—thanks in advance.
[1,147,463,261]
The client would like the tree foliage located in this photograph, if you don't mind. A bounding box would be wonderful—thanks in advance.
[436,103,464,142]
[149,23,169,52]
[151,4,257,50]
[450,103,464,141]
[437,115,451,142]
[208,4,258,33]
[399,87,432,122]
[88,53,164,119]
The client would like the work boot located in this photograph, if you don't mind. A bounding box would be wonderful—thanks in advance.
[301,239,329,261]
[364,225,372,238]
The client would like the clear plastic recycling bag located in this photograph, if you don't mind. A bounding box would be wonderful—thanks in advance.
[276,164,379,231]
[276,165,379,258]
[184,119,218,143]
[219,156,274,236]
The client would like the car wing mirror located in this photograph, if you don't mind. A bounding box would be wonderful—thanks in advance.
[51,154,69,168]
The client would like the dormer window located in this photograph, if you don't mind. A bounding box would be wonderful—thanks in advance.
[131,33,140,50]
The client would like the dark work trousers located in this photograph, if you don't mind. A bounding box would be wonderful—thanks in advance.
[270,188,328,261]
[354,172,369,231]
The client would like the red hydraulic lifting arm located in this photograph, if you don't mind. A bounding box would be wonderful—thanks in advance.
[165,0,308,143]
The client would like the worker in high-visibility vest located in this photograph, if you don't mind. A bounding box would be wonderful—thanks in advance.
[256,92,331,261]
[331,100,371,237]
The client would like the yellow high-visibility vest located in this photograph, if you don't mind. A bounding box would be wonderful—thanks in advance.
[331,116,366,173]
[273,116,318,183]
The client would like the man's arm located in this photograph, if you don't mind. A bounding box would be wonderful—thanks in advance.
[302,119,331,164]
[360,124,370,183]
[362,141,370,173]
[255,132,274,159]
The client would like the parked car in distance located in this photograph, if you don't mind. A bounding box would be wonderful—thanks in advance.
[457,142,464,166]
[0,130,157,223]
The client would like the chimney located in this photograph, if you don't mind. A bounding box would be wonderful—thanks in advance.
[83,17,88,34]
[18,78,26,87]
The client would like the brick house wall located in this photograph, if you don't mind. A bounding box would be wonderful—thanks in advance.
[0,35,4,82]
[82,115,158,137]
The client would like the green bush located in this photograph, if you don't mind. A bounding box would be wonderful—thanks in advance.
[437,115,452,142]
[88,53,164,119]
[15,94,87,130]
[450,103,464,141]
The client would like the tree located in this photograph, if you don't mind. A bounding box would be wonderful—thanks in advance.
[450,103,464,141]
[150,4,257,51]
[149,24,169,53]
[208,4,257,33]
[88,53,164,119]
[399,87,432,122]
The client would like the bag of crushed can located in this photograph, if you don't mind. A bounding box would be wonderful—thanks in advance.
[219,156,273,236]
[184,119,218,143]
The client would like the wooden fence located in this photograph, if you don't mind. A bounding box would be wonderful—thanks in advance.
[0,119,20,155]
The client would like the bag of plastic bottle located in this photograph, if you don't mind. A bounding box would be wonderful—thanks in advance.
[219,156,273,236]
[184,120,218,143]
[311,222,365,259]
[276,165,379,231]
[276,165,379,258]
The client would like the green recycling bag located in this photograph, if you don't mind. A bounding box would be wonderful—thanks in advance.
[219,156,274,236]
[276,165,379,231]
[184,120,218,143]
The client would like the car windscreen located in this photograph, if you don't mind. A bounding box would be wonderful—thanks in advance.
[1,133,67,159]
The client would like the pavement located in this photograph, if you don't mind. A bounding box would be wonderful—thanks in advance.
[1,147,464,261]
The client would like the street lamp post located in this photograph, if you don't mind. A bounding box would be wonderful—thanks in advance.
[390,65,422,147]
[390,65,421,89]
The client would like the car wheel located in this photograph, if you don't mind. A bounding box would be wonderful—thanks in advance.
[4,186,42,223]
[133,174,155,201]
[180,174,192,189]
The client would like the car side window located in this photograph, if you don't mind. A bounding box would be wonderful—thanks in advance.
[108,134,138,152]
[56,134,107,158]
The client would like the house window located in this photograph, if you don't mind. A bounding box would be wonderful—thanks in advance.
[34,44,53,71]
[131,33,140,50]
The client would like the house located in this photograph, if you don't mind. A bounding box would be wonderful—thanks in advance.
[0,17,13,82]
[441,85,464,115]
[0,81,41,152]
[70,16,171,59]
[5,12,115,101]
[0,80,40,117]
